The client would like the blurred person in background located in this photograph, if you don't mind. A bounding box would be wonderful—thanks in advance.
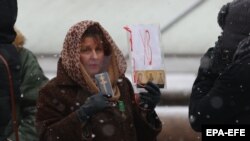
[0,0,21,140]
[36,20,162,141]
[6,28,48,141]
[189,0,250,132]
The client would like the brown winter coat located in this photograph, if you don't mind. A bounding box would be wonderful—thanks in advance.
[36,60,161,141]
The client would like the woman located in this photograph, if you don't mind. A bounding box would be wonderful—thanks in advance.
[36,20,162,141]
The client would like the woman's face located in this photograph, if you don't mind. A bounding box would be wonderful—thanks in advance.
[80,36,105,77]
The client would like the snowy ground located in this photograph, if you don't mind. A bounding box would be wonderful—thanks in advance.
[155,106,188,116]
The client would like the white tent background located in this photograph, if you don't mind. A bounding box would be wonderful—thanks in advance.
[16,0,231,55]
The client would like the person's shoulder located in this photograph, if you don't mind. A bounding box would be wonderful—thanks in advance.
[19,47,35,56]
[18,47,39,63]
[121,76,132,85]
[39,78,58,93]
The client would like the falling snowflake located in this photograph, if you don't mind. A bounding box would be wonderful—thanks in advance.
[91,134,96,138]
[16,65,21,70]
[189,115,195,123]
[102,124,115,136]
[210,96,223,109]
[206,115,210,119]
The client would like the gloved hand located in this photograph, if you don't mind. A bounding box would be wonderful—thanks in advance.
[76,94,110,122]
[139,81,161,111]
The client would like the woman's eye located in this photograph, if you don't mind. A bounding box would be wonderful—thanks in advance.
[80,48,90,52]
[96,47,104,52]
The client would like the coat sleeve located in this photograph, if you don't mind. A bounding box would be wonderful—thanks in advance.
[189,59,250,132]
[125,78,162,141]
[190,47,219,99]
[36,83,84,141]
[189,47,218,131]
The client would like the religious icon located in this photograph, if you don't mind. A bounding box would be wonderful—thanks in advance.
[135,71,147,88]
[147,72,154,82]
[137,72,143,84]
[95,72,114,96]
[145,70,165,88]
[157,70,165,88]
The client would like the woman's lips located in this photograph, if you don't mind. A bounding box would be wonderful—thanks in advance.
[89,64,99,68]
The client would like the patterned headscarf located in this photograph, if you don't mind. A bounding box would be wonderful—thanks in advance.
[61,20,127,101]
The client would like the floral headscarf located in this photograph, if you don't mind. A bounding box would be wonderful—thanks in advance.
[61,20,127,100]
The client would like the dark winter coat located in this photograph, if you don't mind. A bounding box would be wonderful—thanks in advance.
[36,60,161,141]
[189,0,250,132]
[0,45,20,139]
[189,42,250,132]
[0,0,20,140]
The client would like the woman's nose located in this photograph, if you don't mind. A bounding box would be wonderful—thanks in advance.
[91,50,98,58]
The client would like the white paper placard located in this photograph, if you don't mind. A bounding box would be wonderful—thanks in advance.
[124,24,162,70]
[124,24,165,88]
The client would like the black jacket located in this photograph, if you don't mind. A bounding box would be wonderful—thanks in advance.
[0,0,20,140]
[189,0,250,132]
[189,42,250,132]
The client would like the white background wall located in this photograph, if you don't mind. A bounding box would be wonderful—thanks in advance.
[16,0,231,55]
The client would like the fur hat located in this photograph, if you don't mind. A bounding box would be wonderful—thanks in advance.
[13,27,26,51]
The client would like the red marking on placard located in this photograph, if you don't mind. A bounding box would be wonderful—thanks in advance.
[132,57,136,83]
[124,26,133,51]
[140,29,152,65]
